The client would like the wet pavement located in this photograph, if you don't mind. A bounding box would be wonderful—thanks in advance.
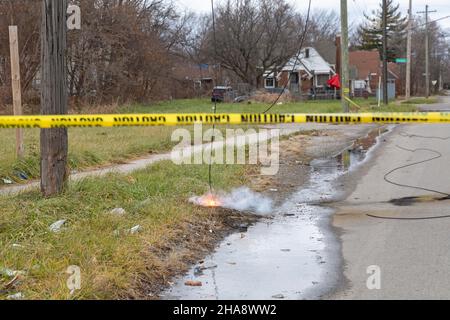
[331,123,450,299]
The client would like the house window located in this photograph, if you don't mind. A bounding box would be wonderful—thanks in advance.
[316,74,330,87]
[265,78,275,88]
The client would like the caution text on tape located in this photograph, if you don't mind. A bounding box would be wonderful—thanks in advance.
[0,113,449,128]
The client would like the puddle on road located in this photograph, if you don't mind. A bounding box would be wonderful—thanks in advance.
[164,128,388,300]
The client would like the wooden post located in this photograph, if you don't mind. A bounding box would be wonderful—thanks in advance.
[40,0,68,197]
[9,26,24,159]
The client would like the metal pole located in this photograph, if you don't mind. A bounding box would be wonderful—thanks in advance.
[405,0,413,100]
[382,0,389,105]
[340,0,350,113]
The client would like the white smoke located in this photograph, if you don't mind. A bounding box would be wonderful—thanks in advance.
[190,187,273,215]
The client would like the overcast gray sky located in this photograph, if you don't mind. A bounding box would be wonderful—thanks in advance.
[175,0,450,30]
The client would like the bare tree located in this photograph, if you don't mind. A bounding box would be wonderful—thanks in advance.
[199,0,298,87]
[1,0,200,106]
[0,0,41,105]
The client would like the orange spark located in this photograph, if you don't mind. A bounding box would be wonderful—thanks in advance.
[201,194,222,207]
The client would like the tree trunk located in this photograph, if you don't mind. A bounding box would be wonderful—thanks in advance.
[40,0,68,197]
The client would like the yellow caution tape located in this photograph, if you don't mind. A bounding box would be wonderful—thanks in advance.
[0,113,449,128]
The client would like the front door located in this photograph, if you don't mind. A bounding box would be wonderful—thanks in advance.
[289,72,299,93]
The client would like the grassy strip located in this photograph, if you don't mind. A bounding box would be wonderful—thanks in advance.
[401,97,439,105]
[0,98,417,184]
[124,98,418,114]
[0,160,248,299]
[0,127,177,183]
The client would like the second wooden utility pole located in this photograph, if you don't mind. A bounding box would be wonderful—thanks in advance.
[340,0,350,113]
[405,0,413,100]
[382,0,389,105]
[418,5,436,99]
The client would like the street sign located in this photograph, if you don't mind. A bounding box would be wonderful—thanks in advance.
[395,58,408,64]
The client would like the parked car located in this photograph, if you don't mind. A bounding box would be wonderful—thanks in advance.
[211,86,234,103]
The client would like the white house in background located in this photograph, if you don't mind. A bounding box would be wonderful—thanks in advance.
[263,47,335,94]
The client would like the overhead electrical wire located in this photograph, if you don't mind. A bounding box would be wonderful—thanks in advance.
[411,15,450,31]
[263,0,312,114]
[208,0,218,193]
[207,0,313,192]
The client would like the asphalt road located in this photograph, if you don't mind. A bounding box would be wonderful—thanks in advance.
[330,97,450,299]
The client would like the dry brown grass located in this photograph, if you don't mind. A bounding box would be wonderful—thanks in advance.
[250,91,295,104]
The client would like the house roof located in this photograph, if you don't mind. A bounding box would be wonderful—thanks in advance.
[315,40,337,65]
[349,50,380,80]
[264,47,334,78]
[283,47,335,74]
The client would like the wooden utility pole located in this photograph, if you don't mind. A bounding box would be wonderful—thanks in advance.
[405,0,413,100]
[8,26,24,159]
[418,5,436,99]
[382,0,389,105]
[40,0,68,197]
[340,0,350,113]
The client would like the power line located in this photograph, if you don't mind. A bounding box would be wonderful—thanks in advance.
[351,0,366,19]
[263,0,312,114]
[208,0,218,193]
[411,15,450,30]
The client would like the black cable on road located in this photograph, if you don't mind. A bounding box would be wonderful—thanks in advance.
[383,145,450,198]
[366,213,450,221]
[367,136,450,220]
[399,132,450,141]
